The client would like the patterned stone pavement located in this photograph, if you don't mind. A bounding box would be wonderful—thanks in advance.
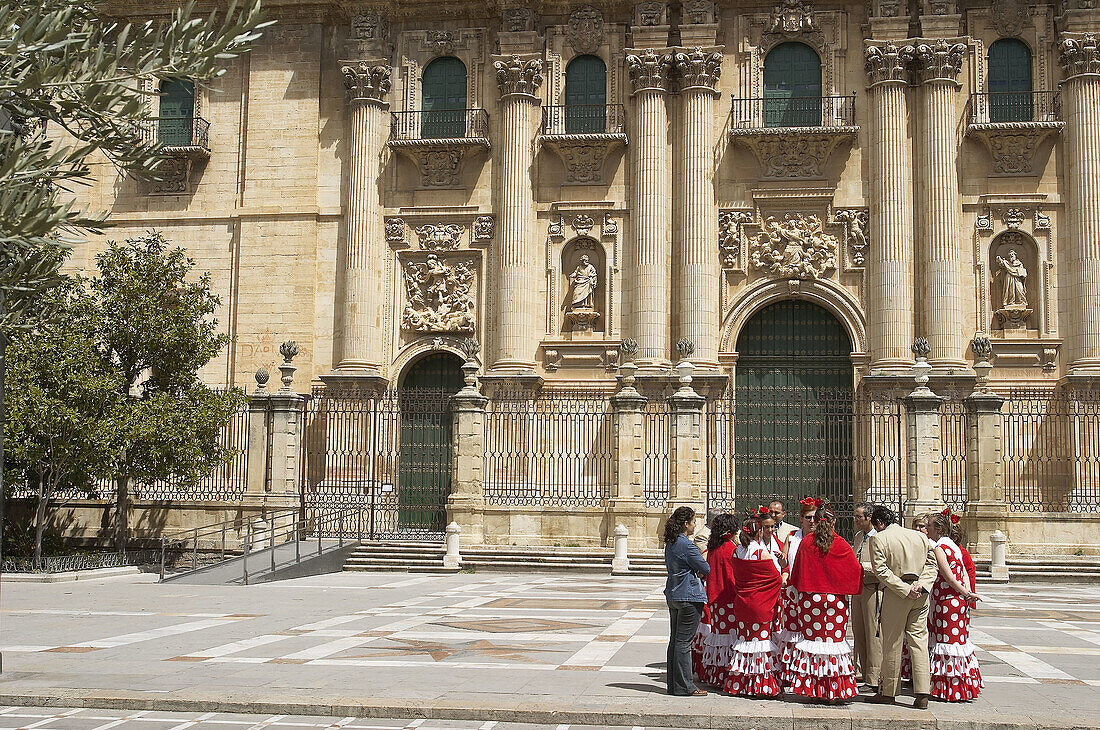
[0,571,1097,728]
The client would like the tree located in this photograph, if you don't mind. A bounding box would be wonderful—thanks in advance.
[4,282,122,567]
[90,233,245,550]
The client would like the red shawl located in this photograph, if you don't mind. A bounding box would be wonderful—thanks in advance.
[732,556,782,626]
[789,534,864,596]
[706,539,737,606]
[959,545,977,590]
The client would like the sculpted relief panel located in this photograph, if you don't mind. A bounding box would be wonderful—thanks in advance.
[749,214,838,280]
[402,254,476,333]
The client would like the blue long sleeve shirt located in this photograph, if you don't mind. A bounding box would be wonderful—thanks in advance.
[664,534,710,603]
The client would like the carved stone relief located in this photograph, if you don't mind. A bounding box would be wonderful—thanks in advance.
[636,2,667,26]
[424,30,457,56]
[149,157,190,195]
[833,208,869,268]
[415,223,464,251]
[571,215,595,236]
[990,0,1030,37]
[541,140,618,183]
[566,6,603,54]
[402,254,477,333]
[385,217,406,244]
[731,131,854,178]
[413,149,463,186]
[682,0,716,25]
[601,213,618,237]
[473,215,495,241]
[908,40,967,84]
[502,7,537,32]
[761,0,824,50]
[351,14,387,41]
[991,231,1035,332]
[495,55,544,97]
[626,50,672,92]
[342,62,392,103]
[718,210,754,270]
[749,214,838,280]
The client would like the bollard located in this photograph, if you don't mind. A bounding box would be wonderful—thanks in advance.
[990,530,1009,581]
[612,524,630,574]
[444,521,462,569]
[159,537,166,582]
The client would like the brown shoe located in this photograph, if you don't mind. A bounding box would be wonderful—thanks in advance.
[913,694,929,710]
[691,688,708,696]
[868,693,895,705]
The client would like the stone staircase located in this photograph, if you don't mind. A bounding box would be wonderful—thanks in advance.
[342,541,666,576]
[974,555,1100,583]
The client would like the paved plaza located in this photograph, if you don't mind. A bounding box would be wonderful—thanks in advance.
[0,571,1098,729]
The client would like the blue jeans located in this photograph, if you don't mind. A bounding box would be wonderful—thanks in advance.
[666,599,703,695]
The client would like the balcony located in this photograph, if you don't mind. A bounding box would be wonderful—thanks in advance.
[142,117,210,194]
[728,95,858,179]
[966,91,1063,175]
[538,104,627,184]
[388,109,490,187]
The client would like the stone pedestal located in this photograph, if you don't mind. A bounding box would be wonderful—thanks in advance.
[447,384,489,545]
[243,386,308,535]
[668,372,706,510]
[963,391,1007,556]
[903,388,944,523]
[608,381,650,546]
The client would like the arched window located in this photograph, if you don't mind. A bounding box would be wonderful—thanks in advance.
[421,56,468,139]
[762,42,822,127]
[158,78,195,146]
[564,55,607,133]
[989,39,1033,123]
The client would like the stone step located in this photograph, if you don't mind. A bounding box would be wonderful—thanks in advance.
[342,542,667,575]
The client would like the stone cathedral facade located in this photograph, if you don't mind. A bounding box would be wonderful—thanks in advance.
[74,0,1100,553]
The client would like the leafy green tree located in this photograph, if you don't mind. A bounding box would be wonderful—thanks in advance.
[90,233,245,550]
[4,282,122,566]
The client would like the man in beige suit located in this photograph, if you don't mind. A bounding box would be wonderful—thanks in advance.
[852,502,882,691]
[867,505,938,709]
[770,500,796,543]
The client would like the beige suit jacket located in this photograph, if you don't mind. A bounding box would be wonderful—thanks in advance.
[853,529,879,587]
[775,521,796,543]
[868,523,937,598]
[693,524,711,556]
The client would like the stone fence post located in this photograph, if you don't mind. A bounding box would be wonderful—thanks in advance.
[668,344,706,512]
[964,391,1007,557]
[448,353,488,545]
[903,342,943,523]
[608,358,650,547]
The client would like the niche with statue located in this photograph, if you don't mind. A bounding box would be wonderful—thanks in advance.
[989,231,1037,336]
[561,238,605,334]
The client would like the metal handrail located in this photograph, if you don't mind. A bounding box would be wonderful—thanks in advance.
[390,108,489,141]
[140,116,211,149]
[540,104,626,136]
[966,90,1062,125]
[730,94,856,129]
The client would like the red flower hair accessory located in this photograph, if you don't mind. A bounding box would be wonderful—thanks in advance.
[754,505,771,519]
[940,507,961,525]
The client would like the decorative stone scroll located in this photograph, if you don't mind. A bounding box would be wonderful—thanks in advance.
[414,223,464,251]
[473,215,495,242]
[865,43,910,84]
[761,0,824,50]
[730,130,855,178]
[990,0,1030,37]
[1059,34,1100,79]
[385,217,406,244]
[636,1,667,26]
[682,0,716,25]
[626,50,672,92]
[833,208,869,268]
[402,254,477,333]
[673,48,722,90]
[540,139,621,183]
[909,40,967,84]
[494,55,544,97]
[718,210,754,270]
[424,31,456,56]
[566,6,604,54]
[342,62,391,103]
[968,128,1061,175]
[502,7,537,32]
[749,213,838,280]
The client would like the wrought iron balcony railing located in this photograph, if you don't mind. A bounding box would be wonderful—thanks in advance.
[966,91,1062,125]
[144,116,210,151]
[731,94,856,129]
[540,104,626,137]
[390,108,489,142]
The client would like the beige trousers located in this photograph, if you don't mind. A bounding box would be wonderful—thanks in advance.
[878,589,930,696]
[852,584,882,686]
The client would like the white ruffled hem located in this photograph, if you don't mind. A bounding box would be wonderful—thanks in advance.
[787,647,856,677]
[792,637,852,656]
[702,631,738,648]
[732,637,776,654]
[729,649,778,676]
[931,640,976,657]
[701,643,737,667]
[774,628,802,645]
[930,652,981,678]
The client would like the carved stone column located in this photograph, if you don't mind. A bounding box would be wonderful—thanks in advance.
[865,44,916,375]
[673,48,722,370]
[336,62,390,378]
[625,50,673,370]
[911,40,969,372]
[490,55,543,375]
[1060,35,1100,374]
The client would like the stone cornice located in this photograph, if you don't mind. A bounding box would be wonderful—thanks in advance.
[1060,33,1100,80]
[625,49,674,93]
[672,48,722,93]
[342,61,392,105]
[865,43,912,86]
[493,55,544,99]
[909,38,967,84]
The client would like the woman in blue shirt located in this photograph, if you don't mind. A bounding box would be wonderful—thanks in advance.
[663,505,711,696]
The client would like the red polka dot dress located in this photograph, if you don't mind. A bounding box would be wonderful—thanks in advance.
[929,537,983,701]
[786,592,858,700]
[774,531,804,686]
[692,602,712,682]
[723,542,783,697]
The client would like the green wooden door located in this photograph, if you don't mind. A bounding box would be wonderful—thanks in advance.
[565,55,607,133]
[158,78,195,146]
[733,301,854,521]
[398,352,464,533]
[989,39,1033,122]
[422,57,467,139]
[763,42,822,127]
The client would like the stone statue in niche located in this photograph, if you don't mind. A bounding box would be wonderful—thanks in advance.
[402,254,476,333]
[997,250,1028,308]
[563,254,600,332]
[992,235,1033,333]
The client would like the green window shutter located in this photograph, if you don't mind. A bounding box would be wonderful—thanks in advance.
[762,42,822,127]
[989,39,1033,122]
[565,55,607,133]
[421,56,468,139]
[158,78,195,146]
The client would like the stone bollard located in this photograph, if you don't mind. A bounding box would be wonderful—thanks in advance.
[990,530,1009,581]
[612,524,630,574]
[444,521,462,569]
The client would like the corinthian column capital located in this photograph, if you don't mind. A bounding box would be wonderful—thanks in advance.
[909,39,967,84]
[672,48,722,92]
[626,49,673,93]
[493,55,544,99]
[342,61,391,105]
[865,43,912,85]
[1060,34,1100,80]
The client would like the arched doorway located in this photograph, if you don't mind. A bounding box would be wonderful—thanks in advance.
[732,300,854,518]
[398,352,464,533]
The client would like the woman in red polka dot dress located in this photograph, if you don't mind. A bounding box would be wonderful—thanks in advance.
[786,507,864,703]
[723,511,784,697]
[697,513,741,687]
[927,508,984,701]
[776,497,822,685]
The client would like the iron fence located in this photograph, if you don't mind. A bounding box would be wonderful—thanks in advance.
[1002,388,1100,513]
[940,396,968,512]
[141,116,211,149]
[642,397,671,508]
[390,109,489,141]
[731,94,856,129]
[483,390,614,507]
[967,90,1062,125]
[853,390,906,519]
[541,104,626,136]
[300,388,451,541]
[2,549,160,574]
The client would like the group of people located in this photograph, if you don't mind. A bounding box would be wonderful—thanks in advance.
[662,498,984,707]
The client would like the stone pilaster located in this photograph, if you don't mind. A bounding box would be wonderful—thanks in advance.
[608,363,650,547]
[1060,35,1100,374]
[448,364,488,545]
[490,55,543,375]
[903,388,944,523]
[910,40,969,372]
[336,61,390,378]
[668,363,705,509]
[672,48,722,370]
[963,391,1007,557]
[625,49,673,370]
[865,44,916,376]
